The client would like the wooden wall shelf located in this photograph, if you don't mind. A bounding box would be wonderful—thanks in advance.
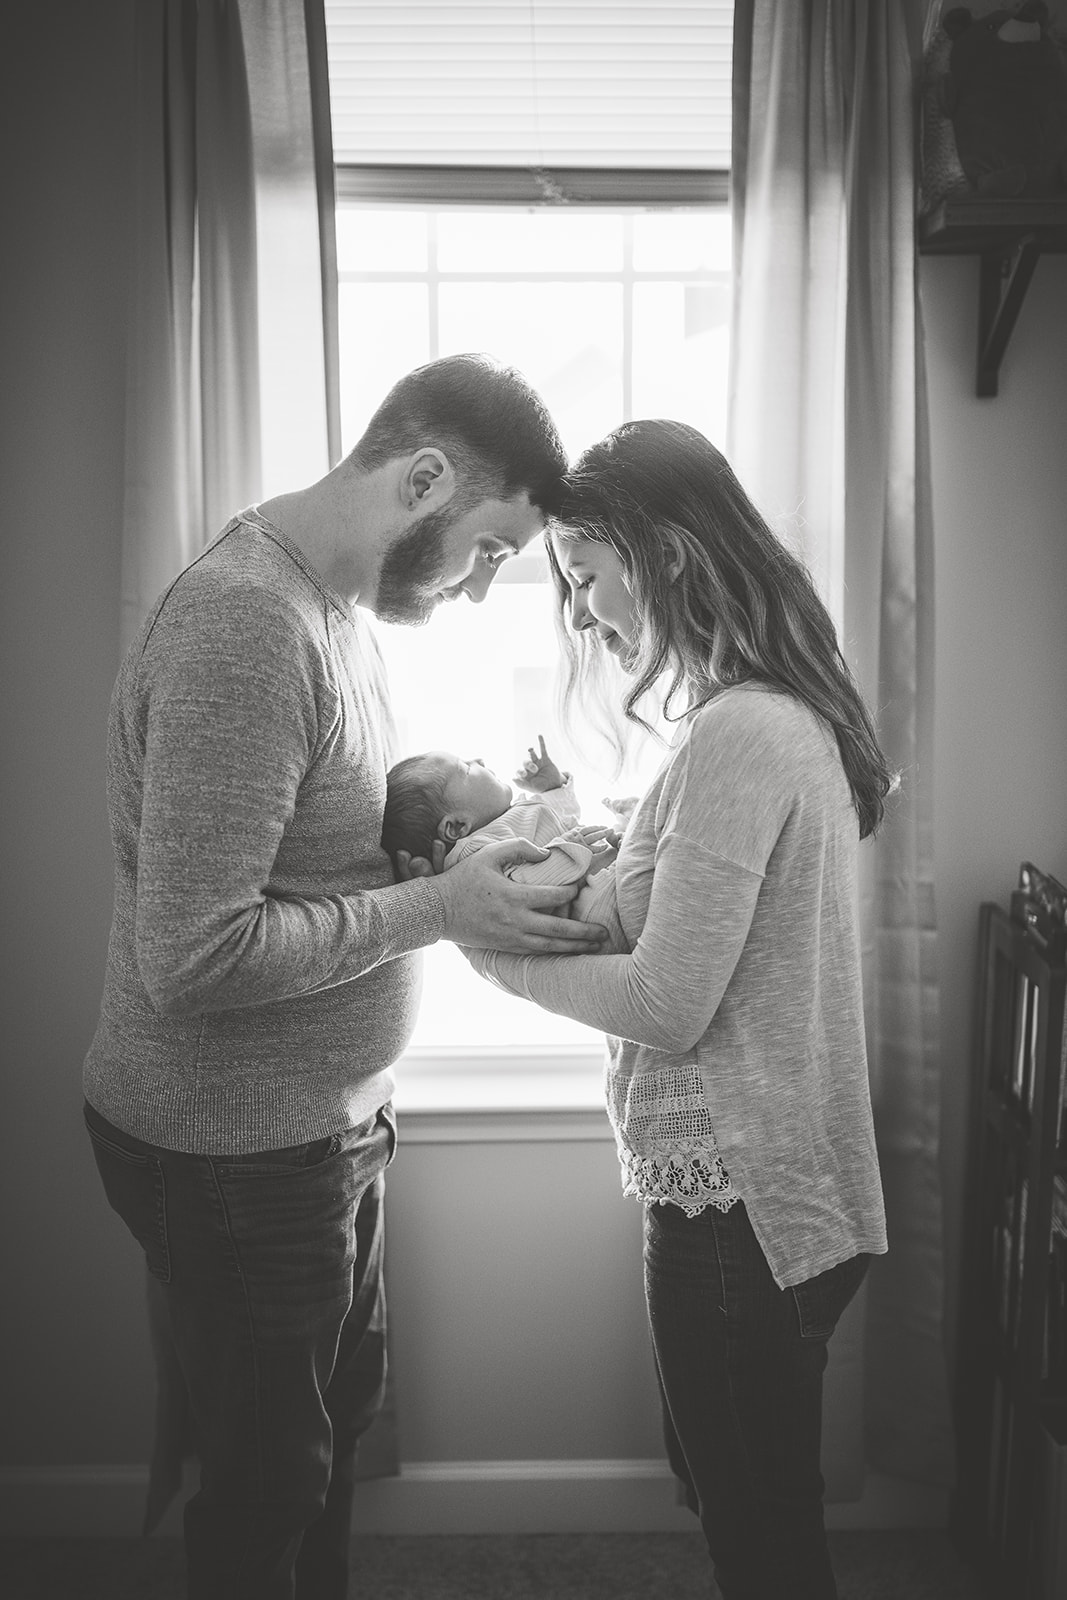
[918,197,1067,397]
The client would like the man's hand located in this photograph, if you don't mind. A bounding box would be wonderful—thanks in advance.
[432,838,608,953]
[514,733,565,794]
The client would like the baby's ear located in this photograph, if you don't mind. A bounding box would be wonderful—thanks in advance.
[437,814,470,844]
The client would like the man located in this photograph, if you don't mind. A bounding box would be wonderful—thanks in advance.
[83,354,604,1599]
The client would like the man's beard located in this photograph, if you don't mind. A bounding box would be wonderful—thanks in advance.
[374,506,457,626]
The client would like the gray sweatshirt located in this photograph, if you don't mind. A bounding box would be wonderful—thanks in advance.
[471,685,888,1288]
[84,509,445,1154]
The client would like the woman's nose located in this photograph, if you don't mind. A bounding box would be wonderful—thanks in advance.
[570,594,593,632]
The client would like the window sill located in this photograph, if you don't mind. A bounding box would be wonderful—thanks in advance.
[391,1045,613,1143]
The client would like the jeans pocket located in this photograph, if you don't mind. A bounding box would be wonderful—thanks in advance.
[379,1102,398,1167]
[789,1251,870,1340]
[86,1124,171,1282]
[214,1135,340,1177]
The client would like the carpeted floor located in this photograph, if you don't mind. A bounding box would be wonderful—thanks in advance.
[0,1530,984,1599]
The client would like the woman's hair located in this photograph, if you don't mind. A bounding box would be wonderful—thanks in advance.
[350,353,568,517]
[381,755,450,869]
[548,419,895,839]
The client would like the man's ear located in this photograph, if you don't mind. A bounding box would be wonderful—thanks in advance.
[437,814,471,844]
[403,449,454,511]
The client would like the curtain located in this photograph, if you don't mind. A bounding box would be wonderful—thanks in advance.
[122,0,398,1530]
[729,0,955,1492]
[121,0,340,651]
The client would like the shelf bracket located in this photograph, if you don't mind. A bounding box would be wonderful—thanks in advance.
[976,233,1040,397]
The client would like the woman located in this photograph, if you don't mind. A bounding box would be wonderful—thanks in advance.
[469,420,893,1600]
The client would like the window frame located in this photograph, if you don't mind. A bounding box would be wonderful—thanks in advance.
[335,164,729,207]
[334,164,729,1111]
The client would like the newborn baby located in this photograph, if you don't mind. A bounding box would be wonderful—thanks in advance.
[382,737,630,952]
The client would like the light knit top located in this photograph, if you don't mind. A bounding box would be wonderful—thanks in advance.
[84,509,446,1154]
[471,684,887,1288]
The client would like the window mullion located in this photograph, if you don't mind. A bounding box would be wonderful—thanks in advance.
[428,210,439,359]
[622,213,634,423]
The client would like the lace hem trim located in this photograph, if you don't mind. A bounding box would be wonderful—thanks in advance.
[617,1146,741,1218]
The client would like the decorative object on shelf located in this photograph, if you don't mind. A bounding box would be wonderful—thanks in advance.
[939,3,1067,200]
[921,22,973,215]
[918,6,1067,395]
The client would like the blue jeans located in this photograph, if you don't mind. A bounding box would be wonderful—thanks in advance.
[84,1100,396,1600]
[644,1198,869,1600]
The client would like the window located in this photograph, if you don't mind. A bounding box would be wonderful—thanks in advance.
[325,4,733,1060]
[336,205,732,464]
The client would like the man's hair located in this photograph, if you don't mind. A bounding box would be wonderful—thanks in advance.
[350,353,568,516]
[382,754,451,870]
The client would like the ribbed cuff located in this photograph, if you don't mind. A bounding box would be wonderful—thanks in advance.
[377,874,447,954]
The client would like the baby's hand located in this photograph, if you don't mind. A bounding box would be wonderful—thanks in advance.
[561,824,617,849]
[515,733,566,794]
[563,823,620,873]
[603,794,638,823]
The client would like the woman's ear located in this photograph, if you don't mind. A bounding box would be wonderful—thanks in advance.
[665,542,687,581]
[437,814,470,844]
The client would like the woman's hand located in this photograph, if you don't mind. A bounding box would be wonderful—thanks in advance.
[514,733,565,794]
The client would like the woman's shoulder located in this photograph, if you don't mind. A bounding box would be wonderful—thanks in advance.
[675,685,840,791]
[657,685,851,849]
[685,683,818,747]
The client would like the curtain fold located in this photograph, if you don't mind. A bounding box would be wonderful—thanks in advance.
[728,0,954,1490]
[121,0,340,653]
[122,2,395,1531]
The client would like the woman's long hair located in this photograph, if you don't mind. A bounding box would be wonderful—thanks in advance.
[547,419,895,839]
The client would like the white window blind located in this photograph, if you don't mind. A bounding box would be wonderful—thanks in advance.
[324,1,733,179]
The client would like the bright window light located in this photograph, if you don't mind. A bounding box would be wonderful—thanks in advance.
[336,203,732,1050]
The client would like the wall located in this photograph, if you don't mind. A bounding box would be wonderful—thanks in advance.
[923,248,1067,1366]
[2,0,1066,1538]
[0,0,141,1471]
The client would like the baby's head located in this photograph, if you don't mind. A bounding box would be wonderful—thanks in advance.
[382,751,514,868]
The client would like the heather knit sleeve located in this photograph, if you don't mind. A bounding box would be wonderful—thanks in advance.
[467,700,795,1050]
[133,584,443,1016]
[469,844,762,1051]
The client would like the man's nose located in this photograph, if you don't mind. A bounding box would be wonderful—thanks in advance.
[463,565,495,604]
